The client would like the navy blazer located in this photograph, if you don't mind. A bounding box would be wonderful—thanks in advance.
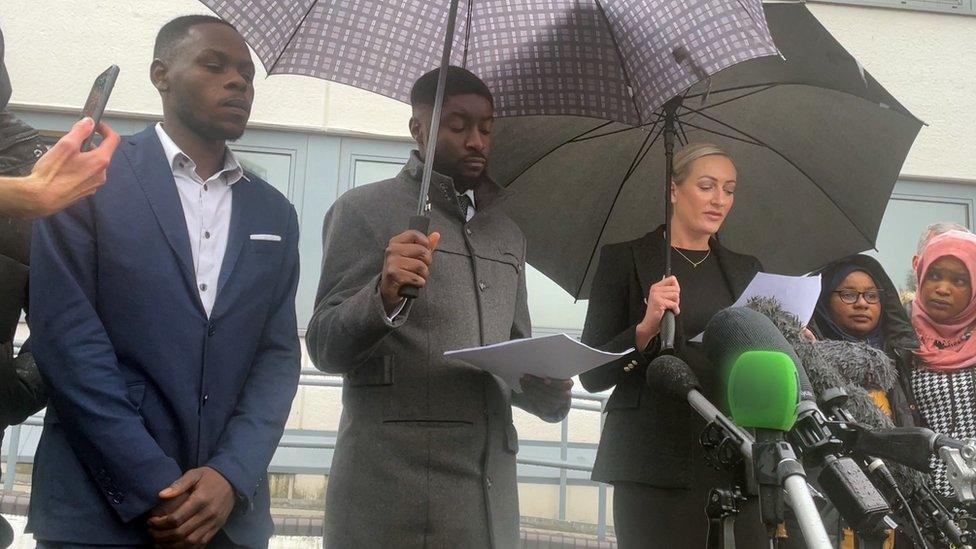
[26,126,301,546]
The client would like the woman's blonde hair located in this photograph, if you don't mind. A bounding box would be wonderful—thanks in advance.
[672,142,734,185]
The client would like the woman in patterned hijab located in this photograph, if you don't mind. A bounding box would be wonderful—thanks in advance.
[910,229,976,503]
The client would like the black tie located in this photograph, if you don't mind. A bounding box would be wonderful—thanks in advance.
[457,193,473,219]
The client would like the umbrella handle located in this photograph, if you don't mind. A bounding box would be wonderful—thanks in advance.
[397,215,432,300]
[660,310,676,355]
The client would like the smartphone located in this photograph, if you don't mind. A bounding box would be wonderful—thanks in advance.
[80,65,119,151]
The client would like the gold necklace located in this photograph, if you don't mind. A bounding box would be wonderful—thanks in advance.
[672,246,710,268]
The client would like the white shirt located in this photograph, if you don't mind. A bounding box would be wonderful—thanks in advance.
[154,123,247,317]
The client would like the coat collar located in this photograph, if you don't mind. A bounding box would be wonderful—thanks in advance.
[632,225,755,298]
[401,151,509,221]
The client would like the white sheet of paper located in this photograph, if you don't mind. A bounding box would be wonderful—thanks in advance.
[690,272,823,342]
[445,334,633,392]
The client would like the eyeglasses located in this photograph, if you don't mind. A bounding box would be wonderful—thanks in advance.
[833,289,882,305]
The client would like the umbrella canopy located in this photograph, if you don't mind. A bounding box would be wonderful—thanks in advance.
[487,2,924,299]
[202,0,779,125]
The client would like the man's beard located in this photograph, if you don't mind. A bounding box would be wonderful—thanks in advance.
[433,157,483,192]
[177,102,246,142]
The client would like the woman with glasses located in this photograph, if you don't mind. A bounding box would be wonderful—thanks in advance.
[812,253,921,421]
[806,254,921,548]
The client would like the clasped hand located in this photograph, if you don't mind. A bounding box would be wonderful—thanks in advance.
[147,466,236,547]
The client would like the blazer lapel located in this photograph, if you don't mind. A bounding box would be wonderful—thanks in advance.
[632,227,667,294]
[126,128,205,315]
[212,177,255,319]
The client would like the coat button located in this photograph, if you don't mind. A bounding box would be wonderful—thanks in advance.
[466,228,473,235]
[478,282,487,292]
[208,323,216,337]
[202,393,209,406]
[624,365,634,373]
[485,476,493,488]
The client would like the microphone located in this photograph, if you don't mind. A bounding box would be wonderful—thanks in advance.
[727,350,799,431]
[705,307,891,536]
[746,297,971,546]
[852,426,965,473]
[725,349,833,546]
[648,352,832,547]
[645,354,754,465]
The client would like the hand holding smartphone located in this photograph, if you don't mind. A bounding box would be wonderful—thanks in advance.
[80,65,119,151]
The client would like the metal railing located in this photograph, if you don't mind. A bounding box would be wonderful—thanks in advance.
[3,365,612,540]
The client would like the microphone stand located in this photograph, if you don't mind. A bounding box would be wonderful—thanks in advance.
[690,392,831,548]
[706,486,746,549]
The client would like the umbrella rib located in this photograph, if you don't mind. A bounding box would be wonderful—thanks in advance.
[678,120,763,148]
[682,106,875,246]
[502,121,614,189]
[679,85,777,116]
[592,0,644,124]
[574,125,663,298]
[569,114,665,143]
[461,0,474,67]
[267,0,320,74]
[676,118,690,146]
[569,120,621,142]
[683,83,778,101]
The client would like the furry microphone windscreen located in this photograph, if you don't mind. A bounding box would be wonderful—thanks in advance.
[744,296,927,491]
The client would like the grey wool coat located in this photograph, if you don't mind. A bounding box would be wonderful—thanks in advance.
[306,152,567,549]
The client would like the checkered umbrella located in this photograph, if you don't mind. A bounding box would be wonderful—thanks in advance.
[203,0,779,309]
[202,0,778,126]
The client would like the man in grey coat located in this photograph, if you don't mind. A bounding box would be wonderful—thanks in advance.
[306,67,572,548]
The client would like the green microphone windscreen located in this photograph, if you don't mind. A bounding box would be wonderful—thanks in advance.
[727,350,799,431]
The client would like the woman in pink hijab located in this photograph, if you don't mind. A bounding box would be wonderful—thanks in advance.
[911,229,976,501]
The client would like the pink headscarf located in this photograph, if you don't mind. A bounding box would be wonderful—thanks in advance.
[912,230,976,371]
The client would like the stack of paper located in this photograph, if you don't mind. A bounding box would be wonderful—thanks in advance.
[445,334,632,392]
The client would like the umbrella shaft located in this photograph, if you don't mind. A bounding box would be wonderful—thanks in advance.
[417,0,462,217]
[663,108,678,277]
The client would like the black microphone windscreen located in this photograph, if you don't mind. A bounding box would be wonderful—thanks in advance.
[704,307,815,401]
[646,354,700,398]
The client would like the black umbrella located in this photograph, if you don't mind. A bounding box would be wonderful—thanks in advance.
[203,0,780,301]
[489,2,923,306]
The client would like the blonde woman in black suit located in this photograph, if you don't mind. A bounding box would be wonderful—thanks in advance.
[581,143,765,547]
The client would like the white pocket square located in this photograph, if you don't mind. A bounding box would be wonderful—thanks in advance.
[250,234,282,242]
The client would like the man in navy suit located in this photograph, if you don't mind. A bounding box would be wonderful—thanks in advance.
[26,15,300,548]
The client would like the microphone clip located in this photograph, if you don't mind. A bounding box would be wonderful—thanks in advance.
[941,441,976,502]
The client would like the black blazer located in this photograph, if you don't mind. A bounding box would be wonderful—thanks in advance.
[580,226,761,487]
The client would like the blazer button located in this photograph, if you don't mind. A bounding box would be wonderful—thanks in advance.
[623,365,634,373]
[485,476,493,488]
[478,282,487,292]
[208,323,216,337]
[466,228,473,236]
